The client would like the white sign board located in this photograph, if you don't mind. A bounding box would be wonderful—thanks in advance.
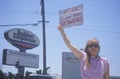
[62,52,82,79]
[2,49,39,68]
[59,4,83,28]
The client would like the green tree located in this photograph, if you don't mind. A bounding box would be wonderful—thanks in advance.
[8,72,15,79]
[0,70,7,79]
[36,69,42,74]
[16,72,24,79]
[36,67,50,74]
[25,71,32,79]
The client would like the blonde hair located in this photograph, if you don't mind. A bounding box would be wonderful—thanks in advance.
[84,38,100,68]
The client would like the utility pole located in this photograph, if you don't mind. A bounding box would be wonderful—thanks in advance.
[40,0,47,74]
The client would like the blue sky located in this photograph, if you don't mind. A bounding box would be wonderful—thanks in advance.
[0,0,120,76]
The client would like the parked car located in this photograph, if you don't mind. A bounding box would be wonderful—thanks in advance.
[29,74,54,79]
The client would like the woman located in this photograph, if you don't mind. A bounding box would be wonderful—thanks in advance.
[58,25,109,79]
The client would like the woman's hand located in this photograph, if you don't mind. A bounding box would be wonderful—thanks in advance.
[58,25,64,33]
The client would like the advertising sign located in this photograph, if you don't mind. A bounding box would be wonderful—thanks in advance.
[62,52,82,79]
[4,28,40,49]
[2,49,39,68]
[59,4,83,28]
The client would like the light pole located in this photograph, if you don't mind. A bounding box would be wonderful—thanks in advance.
[40,0,47,74]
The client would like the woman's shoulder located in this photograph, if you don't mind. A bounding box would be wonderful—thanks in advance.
[100,56,108,60]
[80,51,86,61]
[81,51,87,57]
[100,56,109,64]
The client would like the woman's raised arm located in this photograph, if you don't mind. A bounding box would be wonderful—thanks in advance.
[58,25,84,60]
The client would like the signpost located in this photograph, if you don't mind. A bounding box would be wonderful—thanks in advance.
[59,4,83,28]
[3,28,40,75]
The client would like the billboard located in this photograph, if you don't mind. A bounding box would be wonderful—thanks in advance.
[4,28,40,49]
[62,52,82,79]
[2,49,39,68]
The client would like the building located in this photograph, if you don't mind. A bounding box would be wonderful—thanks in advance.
[110,76,120,79]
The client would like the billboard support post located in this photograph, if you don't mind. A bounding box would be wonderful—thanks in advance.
[18,48,26,75]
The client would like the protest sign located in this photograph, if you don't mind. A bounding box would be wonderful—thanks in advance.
[59,4,83,28]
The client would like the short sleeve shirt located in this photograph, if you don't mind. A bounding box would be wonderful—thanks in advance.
[80,51,109,79]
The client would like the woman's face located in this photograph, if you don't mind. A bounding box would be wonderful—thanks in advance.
[87,40,100,57]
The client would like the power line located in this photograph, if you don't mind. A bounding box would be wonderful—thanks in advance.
[70,28,120,34]
[0,23,40,27]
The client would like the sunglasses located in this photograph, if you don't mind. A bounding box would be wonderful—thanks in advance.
[87,44,99,48]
